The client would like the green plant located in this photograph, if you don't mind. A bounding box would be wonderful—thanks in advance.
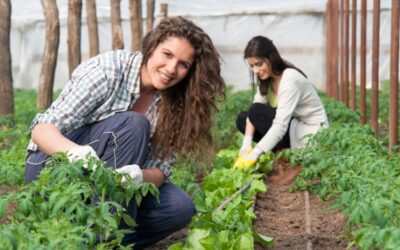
[286,95,400,249]
[0,155,158,249]
[169,148,273,250]
[212,87,253,150]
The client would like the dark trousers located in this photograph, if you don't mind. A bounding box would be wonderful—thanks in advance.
[25,112,195,249]
[236,103,291,151]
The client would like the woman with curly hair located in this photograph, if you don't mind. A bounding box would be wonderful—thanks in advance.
[25,16,225,248]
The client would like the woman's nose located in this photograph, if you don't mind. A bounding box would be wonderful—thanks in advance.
[166,60,177,75]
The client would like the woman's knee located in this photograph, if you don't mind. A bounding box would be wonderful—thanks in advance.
[112,112,151,143]
[25,151,51,183]
[115,112,150,132]
[236,111,248,133]
[83,112,151,168]
[162,184,195,227]
[248,103,275,123]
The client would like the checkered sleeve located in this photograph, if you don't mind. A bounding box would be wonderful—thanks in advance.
[29,56,111,133]
[142,150,175,182]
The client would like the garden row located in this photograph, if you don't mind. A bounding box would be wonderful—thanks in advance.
[1,87,399,249]
[169,150,274,250]
[285,95,400,250]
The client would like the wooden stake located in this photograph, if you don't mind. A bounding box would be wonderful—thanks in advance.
[38,0,60,109]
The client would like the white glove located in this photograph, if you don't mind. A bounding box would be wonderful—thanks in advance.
[245,146,264,161]
[67,145,99,170]
[239,135,253,156]
[115,164,143,188]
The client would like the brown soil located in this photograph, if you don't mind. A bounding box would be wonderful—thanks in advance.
[146,159,357,250]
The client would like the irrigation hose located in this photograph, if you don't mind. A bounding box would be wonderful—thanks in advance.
[214,165,260,212]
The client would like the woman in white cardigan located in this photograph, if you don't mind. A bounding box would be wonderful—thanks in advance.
[234,36,329,168]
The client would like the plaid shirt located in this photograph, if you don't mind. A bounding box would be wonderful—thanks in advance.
[27,50,173,179]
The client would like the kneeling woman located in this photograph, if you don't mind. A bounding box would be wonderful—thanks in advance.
[235,36,328,168]
[25,17,225,249]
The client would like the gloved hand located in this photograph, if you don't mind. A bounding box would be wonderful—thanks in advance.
[239,135,253,156]
[115,164,143,188]
[234,147,264,169]
[67,145,99,170]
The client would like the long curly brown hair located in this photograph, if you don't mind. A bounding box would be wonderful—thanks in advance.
[141,17,226,160]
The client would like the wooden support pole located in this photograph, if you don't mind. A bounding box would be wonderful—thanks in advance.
[343,0,350,106]
[326,0,333,97]
[130,0,142,51]
[360,0,367,124]
[371,0,380,136]
[38,0,60,109]
[146,0,155,33]
[0,0,14,118]
[350,0,357,110]
[86,0,99,57]
[339,0,344,102]
[389,0,399,149]
[67,0,82,77]
[332,0,339,99]
[305,191,313,250]
[111,0,124,50]
[160,3,168,19]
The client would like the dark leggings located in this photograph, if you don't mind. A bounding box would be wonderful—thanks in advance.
[236,103,291,151]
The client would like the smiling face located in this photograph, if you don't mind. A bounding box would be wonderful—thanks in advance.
[246,57,272,80]
[141,36,195,92]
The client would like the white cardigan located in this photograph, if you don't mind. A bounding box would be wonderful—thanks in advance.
[253,68,329,153]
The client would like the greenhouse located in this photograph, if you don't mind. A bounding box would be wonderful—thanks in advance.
[0,0,399,249]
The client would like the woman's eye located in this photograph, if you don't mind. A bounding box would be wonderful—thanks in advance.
[179,62,190,70]
[164,52,172,58]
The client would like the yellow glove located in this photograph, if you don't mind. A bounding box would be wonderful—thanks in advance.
[239,147,253,157]
[233,147,263,169]
[233,154,256,169]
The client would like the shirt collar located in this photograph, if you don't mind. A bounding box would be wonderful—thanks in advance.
[127,52,143,94]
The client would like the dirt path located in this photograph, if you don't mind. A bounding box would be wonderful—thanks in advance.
[253,180,353,250]
[253,159,355,250]
[147,169,355,249]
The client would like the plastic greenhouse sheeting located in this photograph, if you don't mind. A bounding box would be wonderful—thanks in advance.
[10,0,393,92]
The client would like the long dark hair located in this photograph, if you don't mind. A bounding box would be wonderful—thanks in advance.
[244,36,306,95]
[141,16,226,160]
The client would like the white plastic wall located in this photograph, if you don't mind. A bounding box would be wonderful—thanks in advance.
[10,0,394,92]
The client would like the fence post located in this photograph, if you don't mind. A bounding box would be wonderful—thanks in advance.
[339,0,344,102]
[342,0,350,105]
[130,0,142,51]
[331,0,339,99]
[38,0,60,109]
[146,0,155,33]
[360,0,367,124]
[160,3,168,19]
[326,0,332,97]
[86,0,99,56]
[350,0,357,110]
[111,0,124,50]
[67,0,82,77]
[0,0,14,118]
[389,0,399,149]
[371,0,380,136]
